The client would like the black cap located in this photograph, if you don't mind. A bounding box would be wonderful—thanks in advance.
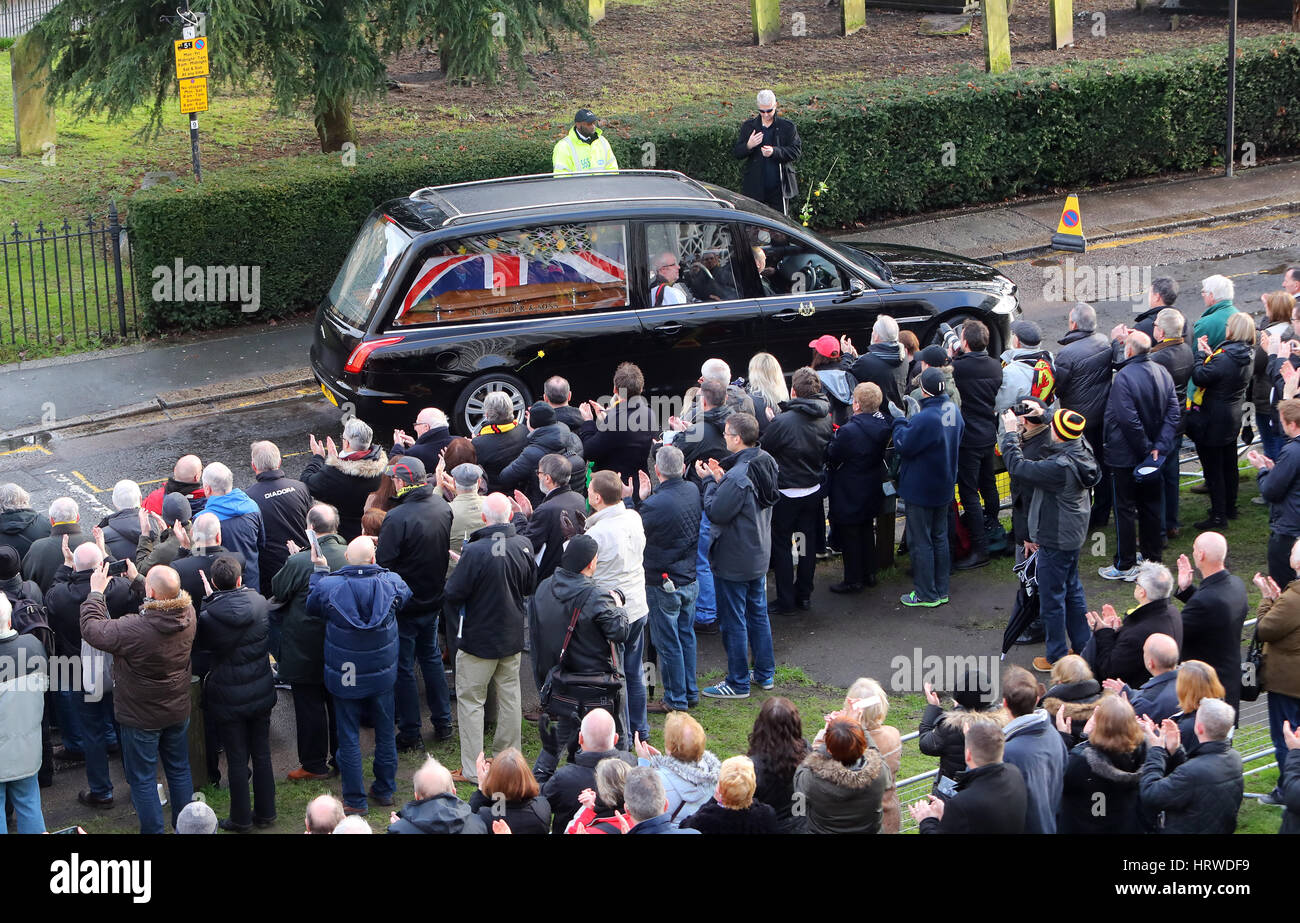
[920,367,946,396]
[919,344,950,367]
[1011,320,1042,347]
[0,545,19,581]
[562,534,600,573]
[161,492,192,526]
[528,402,556,428]
[385,456,427,484]
[575,108,598,124]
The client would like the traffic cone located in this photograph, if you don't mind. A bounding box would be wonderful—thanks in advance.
[1051,194,1086,252]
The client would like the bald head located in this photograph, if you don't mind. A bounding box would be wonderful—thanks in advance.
[482,492,512,525]
[345,537,377,565]
[1143,633,1179,675]
[305,794,345,834]
[1194,531,1228,574]
[191,511,221,547]
[73,542,105,572]
[173,455,203,483]
[579,708,616,752]
[147,565,181,600]
[416,407,447,429]
[413,757,454,799]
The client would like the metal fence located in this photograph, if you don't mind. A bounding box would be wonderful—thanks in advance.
[0,0,60,38]
[0,204,139,353]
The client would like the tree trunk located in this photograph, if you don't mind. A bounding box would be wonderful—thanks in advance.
[1293,0,1299,32]
[316,97,355,153]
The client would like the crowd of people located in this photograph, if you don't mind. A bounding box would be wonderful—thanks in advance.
[2,267,1300,834]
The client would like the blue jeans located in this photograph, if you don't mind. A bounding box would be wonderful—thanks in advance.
[0,775,44,834]
[335,690,397,811]
[55,688,85,753]
[75,691,116,800]
[621,620,649,741]
[714,576,775,693]
[396,612,452,741]
[1036,546,1090,663]
[1268,690,1300,788]
[119,719,193,834]
[695,513,716,625]
[1161,435,1183,532]
[905,503,949,603]
[645,580,700,710]
[1260,414,1283,462]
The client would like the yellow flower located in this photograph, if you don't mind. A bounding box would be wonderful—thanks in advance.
[814,190,821,197]
[538,350,546,358]
[802,221,809,227]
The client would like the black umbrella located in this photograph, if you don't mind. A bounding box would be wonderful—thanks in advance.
[1001,551,1040,659]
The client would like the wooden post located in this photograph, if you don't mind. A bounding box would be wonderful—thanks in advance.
[842,0,866,36]
[1050,0,1073,48]
[589,0,606,25]
[1293,0,1299,31]
[11,33,55,158]
[751,0,780,46]
[982,0,1012,74]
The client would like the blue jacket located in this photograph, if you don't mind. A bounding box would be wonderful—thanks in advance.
[703,447,781,583]
[891,395,963,508]
[625,812,701,835]
[1103,353,1179,468]
[306,564,408,699]
[1001,711,1067,835]
[1258,434,1300,535]
[204,490,266,593]
[1123,669,1180,724]
[825,410,891,524]
[638,475,702,586]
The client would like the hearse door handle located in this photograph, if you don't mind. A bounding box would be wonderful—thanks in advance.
[771,309,799,322]
[654,322,683,335]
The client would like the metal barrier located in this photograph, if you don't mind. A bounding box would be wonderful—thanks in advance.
[0,0,59,38]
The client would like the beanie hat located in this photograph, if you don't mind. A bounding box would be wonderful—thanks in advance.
[0,546,19,581]
[528,401,556,428]
[561,534,600,573]
[1051,409,1086,441]
[920,367,946,397]
[919,345,950,367]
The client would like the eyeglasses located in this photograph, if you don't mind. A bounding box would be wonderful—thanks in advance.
[758,108,774,114]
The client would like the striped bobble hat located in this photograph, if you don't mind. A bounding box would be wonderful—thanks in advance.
[1051,409,1086,441]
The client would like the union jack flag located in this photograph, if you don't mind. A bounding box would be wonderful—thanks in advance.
[398,249,626,319]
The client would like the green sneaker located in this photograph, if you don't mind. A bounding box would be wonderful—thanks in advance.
[936,596,949,605]
[900,591,942,608]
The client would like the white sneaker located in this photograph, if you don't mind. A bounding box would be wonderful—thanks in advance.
[1098,564,1138,581]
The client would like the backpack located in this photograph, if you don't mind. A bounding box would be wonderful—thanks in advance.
[3,587,55,658]
[1015,351,1057,405]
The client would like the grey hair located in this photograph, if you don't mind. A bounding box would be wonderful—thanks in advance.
[1135,562,1173,600]
[1151,277,1178,306]
[307,503,340,535]
[1070,303,1097,332]
[538,453,571,488]
[1155,308,1184,338]
[483,493,512,524]
[413,757,455,798]
[342,418,373,451]
[655,444,685,479]
[250,440,281,472]
[756,89,776,109]
[332,816,372,835]
[1196,697,1235,741]
[73,542,104,572]
[594,757,631,809]
[482,391,515,425]
[112,480,141,511]
[191,511,222,546]
[416,407,448,428]
[700,358,731,384]
[201,462,234,496]
[872,315,905,360]
[544,376,571,404]
[623,766,667,822]
[1126,331,1152,356]
[48,497,78,523]
[1201,274,1234,304]
[0,483,31,512]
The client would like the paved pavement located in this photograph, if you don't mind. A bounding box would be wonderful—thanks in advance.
[3,160,1297,439]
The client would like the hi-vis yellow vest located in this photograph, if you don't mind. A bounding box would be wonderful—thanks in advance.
[552,128,618,175]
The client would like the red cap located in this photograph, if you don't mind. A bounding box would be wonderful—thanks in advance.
[809,335,840,358]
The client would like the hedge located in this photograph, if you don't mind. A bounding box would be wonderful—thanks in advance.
[129,34,1300,333]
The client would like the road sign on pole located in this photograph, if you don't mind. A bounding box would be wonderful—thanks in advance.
[174,5,206,184]
[178,77,209,113]
[174,37,209,80]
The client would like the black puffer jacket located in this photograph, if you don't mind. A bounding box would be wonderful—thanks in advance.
[97,508,142,561]
[1103,352,1180,467]
[1140,740,1243,834]
[1058,741,1148,835]
[918,762,1027,834]
[638,475,702,586]
[245,469,311,595]
[1054,329,1114,424]
[1188,340,1253,447]
[580,396,656,483]
[850,345,909,411]
[300,446,389,541]
[825,410,891,525]
[473,423,528,494]
[443,523,537,660]
[1088,598,1184,690]
[45,566,142,657]
[679,405,731,486]
[760,397,832,490]
[498,423,586,504]
[375,483,452,618]
[918,704,1010,791]
[950,350,1002,448]
[528,567,630,690]
[0,508,51,559]
[197,586,277,724]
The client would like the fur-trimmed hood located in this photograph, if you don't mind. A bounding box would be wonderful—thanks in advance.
[651,751,721,787]
[800,747,886,788]
[937,706,1011,731]
[1043,680,1108,720]
[325,447,389,479]
[140,590,196,633]
[1080,741,1146,788]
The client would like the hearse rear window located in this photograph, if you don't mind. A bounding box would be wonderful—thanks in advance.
[327,214,411,328]
[391,221,628,326]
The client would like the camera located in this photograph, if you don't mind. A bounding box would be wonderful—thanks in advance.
[1012,401,1045,424]
[938,322,962,354]
[107,559,128,577]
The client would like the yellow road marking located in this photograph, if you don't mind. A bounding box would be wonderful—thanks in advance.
[71,471,104,493]
[0,444,52,457]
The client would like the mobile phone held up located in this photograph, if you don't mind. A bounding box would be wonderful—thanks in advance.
[107,559,128,577]
[306,528,322,559]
